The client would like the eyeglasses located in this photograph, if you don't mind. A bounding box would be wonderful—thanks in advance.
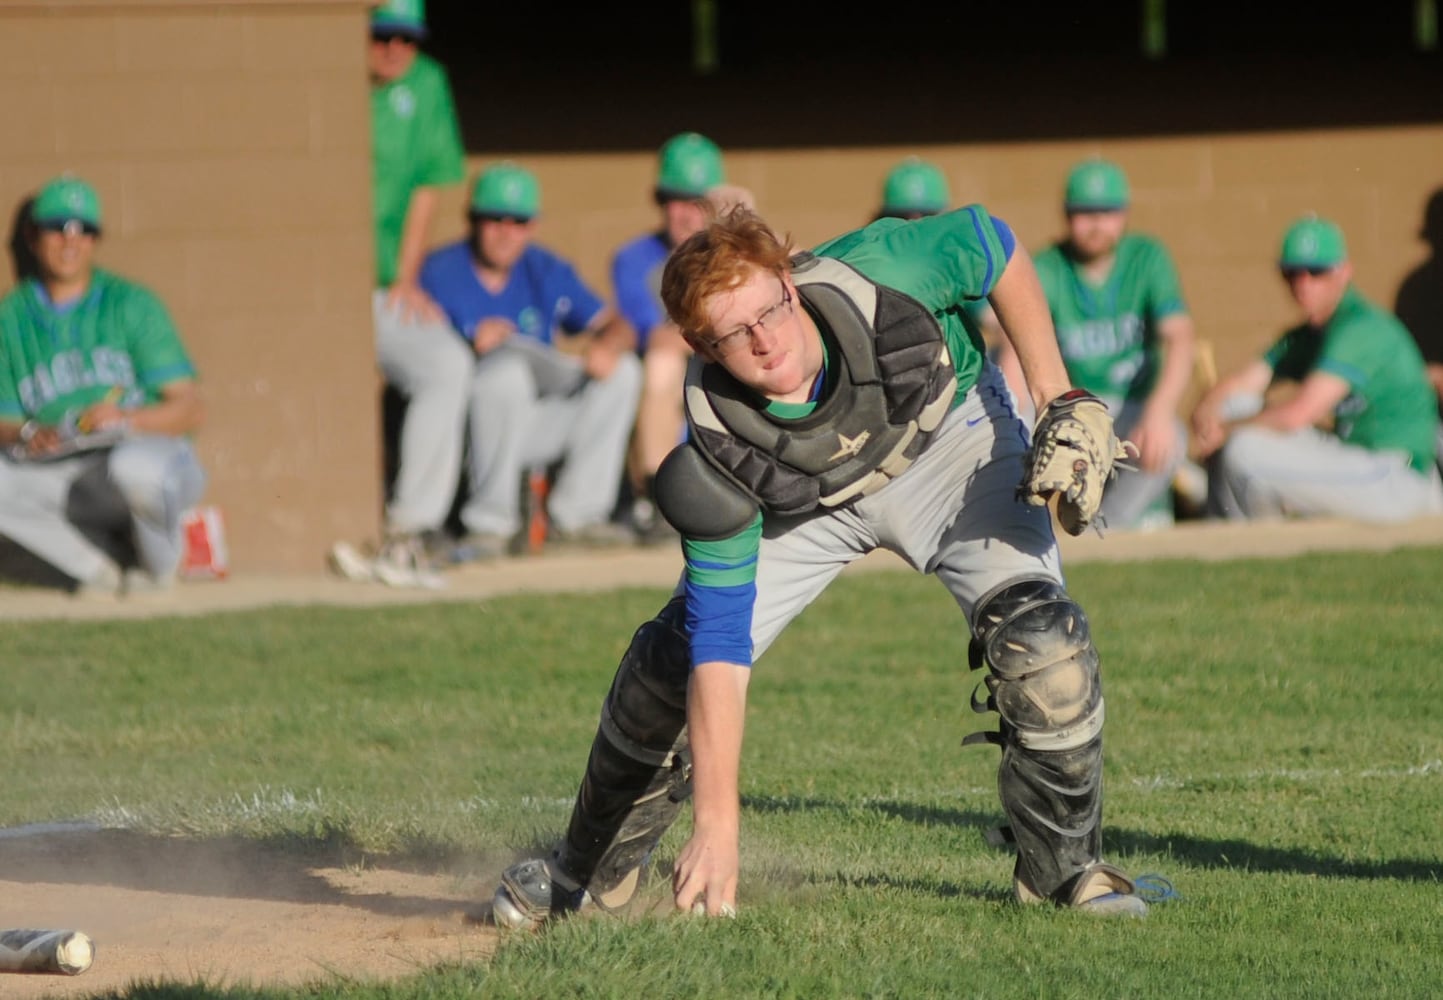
[35,219,99,237]
[706,284,793,355]
[1280,265,1334,279]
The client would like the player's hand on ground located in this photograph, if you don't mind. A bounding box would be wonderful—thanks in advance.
[386,282,444,325]
[1128,408,1181,473]
[672,825,739,918]
[472,318,516,355]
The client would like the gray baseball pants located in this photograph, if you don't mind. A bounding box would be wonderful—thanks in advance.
[461,339,642,537]
[0,436,206,585]
[373,291,473,535]
[669,363,1066,658]
[1208,424,1443,523]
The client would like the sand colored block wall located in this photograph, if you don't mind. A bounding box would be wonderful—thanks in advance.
[0,0,379,575]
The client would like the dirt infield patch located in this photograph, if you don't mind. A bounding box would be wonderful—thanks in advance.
[0,828,502,998]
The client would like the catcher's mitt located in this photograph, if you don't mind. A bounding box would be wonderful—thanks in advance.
[1017,389,1131,536]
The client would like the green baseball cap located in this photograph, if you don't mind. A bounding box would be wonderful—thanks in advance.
[1279,215,1348,269]
[31,174,103,232]
[655,132,725,201]
[881,157,950,216]
[470,162,540,220]
[371,0,427,39]
[1064,159,1130,212]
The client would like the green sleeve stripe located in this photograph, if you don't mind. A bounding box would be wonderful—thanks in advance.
[683,513,763,588]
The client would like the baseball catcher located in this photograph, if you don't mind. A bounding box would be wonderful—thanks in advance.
[491,203,1148,930]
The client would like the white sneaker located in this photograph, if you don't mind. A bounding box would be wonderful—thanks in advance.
[1016,861,1148,918]
[371,536,445,590]
[328,541,375,582]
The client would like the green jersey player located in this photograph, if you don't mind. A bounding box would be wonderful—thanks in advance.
[1193,216,1443,522]
[998,159,1197,530]
[0,175,207,594]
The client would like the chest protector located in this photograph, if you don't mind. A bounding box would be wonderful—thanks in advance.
[683,252,956,516]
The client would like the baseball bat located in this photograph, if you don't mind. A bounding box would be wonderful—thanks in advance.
[0,928,94,975]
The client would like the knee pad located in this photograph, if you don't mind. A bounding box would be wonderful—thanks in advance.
[556,596,692,900]
[965,579,1103,752]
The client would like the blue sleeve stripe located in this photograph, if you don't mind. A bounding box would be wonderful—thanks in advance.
[1316,358,1367,387]
[688,554,758,572]
[686,579,755,669]
[969,207,996,295]
[141,363,196,385]
[989,215,1017,261]
[0,402,24,418]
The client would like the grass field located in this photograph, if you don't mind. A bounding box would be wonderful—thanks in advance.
[3,545,1442,999]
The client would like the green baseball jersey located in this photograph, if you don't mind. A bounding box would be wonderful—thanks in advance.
[1265,286,1438,473]
[0,270,197,426]
[1033,232,1188,403]
[371,52,465,288]
[680,205,1014,668]
[812,204,1009,406]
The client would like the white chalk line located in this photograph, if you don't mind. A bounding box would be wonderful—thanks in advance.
[1131,760,1441,791]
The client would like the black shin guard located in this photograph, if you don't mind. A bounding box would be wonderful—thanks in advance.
[964,579,1107,902]
[554,596,692,903]
[999,737,1103,900]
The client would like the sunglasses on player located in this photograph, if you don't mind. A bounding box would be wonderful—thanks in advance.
[370,30,419,45]
[472,213,533,225]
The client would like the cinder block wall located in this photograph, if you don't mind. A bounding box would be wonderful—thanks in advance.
[0,0,380,575]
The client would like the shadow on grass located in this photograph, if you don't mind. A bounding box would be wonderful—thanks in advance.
[1108,827,1442,883]
[745,794,1443,885]
[0,824,517,918]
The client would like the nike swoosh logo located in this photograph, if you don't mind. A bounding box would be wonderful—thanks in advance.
[966,415,987,427]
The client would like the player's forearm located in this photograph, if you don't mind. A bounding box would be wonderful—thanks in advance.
[1144,319,1196,419]
[394,187,440,288]
[989,246,1072,409]
[686,660,749,836]
[0,419,23,447]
